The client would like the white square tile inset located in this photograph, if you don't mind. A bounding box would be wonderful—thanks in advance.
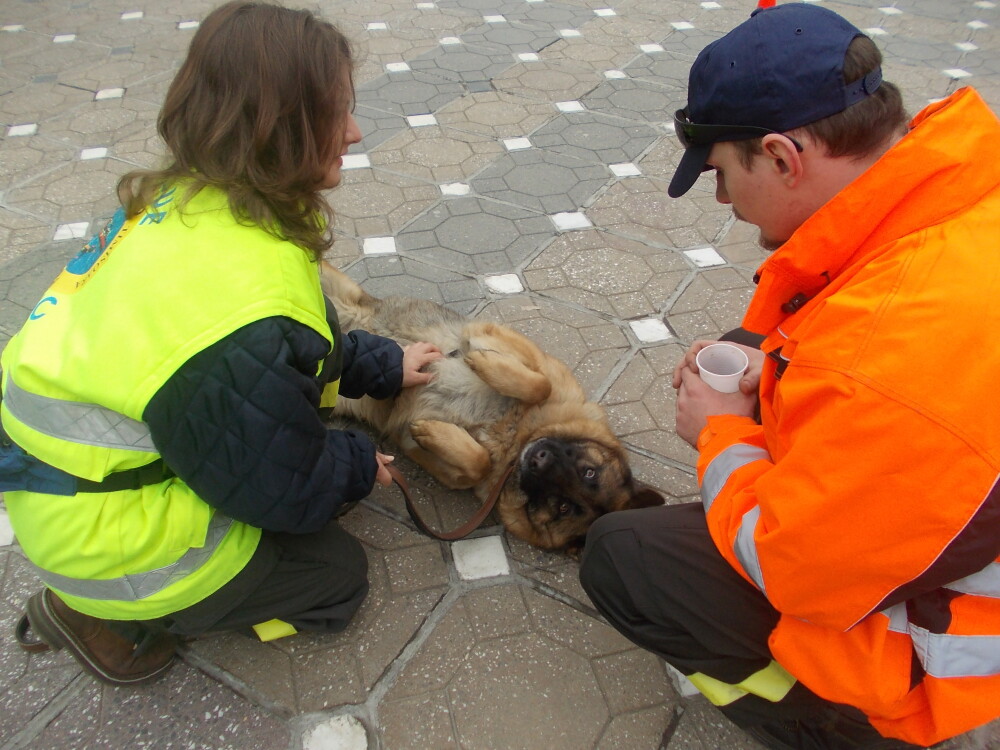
[701,2,722,8]
[53,34,76,43]
[943,68,972,79]
[610,162,641,177]
[406,114,437,127]
[671,21,695,30]
[556,100,584,113]
[878,6,903,14]
[441,36,462,45]
[968,20,989,30]
[416,2,436,8]
[178,20,199,29]
[639,43,664,53]
[80,147,109,160]
[485,273,523,294]
[386,62,411,73]
[54,222,90,241]
[363,237,397,255]
[3,25,26,32]
[0,509,14,547]
[630,318,672,343]
[550,211,592,231]
[684,246,726,267]
[518,52,539,62]
[8,123,38,137]
[341,153,370,170]
[503,137,532,151]
[440,182,470,196]
[453,536,510,580]
[96,88,125,100]
[594,8,616,16]
[559,29,582,38]
[366,21,388,30]
[604,69,627,79]
[121,11,144,20]
[955,42,979,52]
[864,27,888,36]
[484,14,506,23]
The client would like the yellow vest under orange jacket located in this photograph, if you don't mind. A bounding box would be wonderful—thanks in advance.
[695,87,1000,746]
[1,184,333,620]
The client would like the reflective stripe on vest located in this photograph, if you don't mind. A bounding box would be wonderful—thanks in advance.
[701,443,771,591]
[34,514,234,601]
[701,443,770,512]
[881,562,1000,679]
[4,375,155,452]
[4,374,233,603]
[946,562,1000,598]
[735,505,766,592]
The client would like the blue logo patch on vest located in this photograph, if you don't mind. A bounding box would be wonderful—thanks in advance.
[45,187,177,298]
[66,208,127,276]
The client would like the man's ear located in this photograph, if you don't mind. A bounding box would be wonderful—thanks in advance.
[762,133,804,183]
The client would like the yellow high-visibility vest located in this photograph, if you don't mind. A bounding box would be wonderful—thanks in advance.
[1,183,332,620]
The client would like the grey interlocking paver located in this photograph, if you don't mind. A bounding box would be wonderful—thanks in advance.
[333,168,441,238]
[528,111,662,165]
[369,124,503,182]
[356,69,468,117]
[583,76,681,123]
[3,0,1000,748]
[395,195,555,273]
[351,103,409,151]
[541,31,644,73]
[458,20,560,53]
[492,57,601,102]
[434,88,555,138]
[470,147,611,213]
[408,36,517,82]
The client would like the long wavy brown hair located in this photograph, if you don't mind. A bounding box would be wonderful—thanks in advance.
[117,1,354,259]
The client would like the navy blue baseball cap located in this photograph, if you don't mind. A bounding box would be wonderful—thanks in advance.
[668,3,882,198]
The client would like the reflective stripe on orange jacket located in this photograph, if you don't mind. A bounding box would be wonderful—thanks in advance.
[695,87,1000,746]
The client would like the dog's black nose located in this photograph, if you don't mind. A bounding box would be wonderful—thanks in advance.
[529,447,549,471]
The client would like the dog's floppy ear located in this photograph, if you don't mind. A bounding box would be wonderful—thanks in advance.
[618,482,666,510]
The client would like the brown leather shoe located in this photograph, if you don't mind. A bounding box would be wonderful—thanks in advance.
[19,589,176,685]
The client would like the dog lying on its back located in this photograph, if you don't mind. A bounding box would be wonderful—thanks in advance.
[321,263,664,555]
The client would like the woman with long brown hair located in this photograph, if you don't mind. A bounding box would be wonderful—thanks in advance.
[4,1,440,685]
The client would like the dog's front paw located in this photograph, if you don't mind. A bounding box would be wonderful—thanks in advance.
[409,419,432,446]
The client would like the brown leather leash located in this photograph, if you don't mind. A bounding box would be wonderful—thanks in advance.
[386,462,516,541]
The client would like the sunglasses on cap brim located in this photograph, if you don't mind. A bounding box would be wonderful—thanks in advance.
[673,109,804,158]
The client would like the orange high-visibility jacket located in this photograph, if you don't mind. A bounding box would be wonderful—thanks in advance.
[696,87,1000,746]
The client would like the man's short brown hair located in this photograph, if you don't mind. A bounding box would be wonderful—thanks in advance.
[733,36,909,169]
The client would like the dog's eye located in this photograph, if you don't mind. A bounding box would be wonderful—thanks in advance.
[558,501,574,516]
[581,467,597,481]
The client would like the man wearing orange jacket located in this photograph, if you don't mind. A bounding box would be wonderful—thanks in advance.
[580,4,1000,750]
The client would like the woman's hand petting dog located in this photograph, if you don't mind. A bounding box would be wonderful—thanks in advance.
[401,342,443,387]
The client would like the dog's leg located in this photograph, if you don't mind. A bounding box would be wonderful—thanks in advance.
[406,420,492,489]
[462,323,551,403]
[464,349,552,404]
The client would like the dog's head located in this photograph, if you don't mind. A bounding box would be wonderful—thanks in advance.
[498,422,664,557]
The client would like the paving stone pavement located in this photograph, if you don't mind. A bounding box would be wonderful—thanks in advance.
[2,0,1000,748]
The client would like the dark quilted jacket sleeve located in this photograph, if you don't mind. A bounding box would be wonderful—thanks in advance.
[338,329,404,400]
[143,317,378,534]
